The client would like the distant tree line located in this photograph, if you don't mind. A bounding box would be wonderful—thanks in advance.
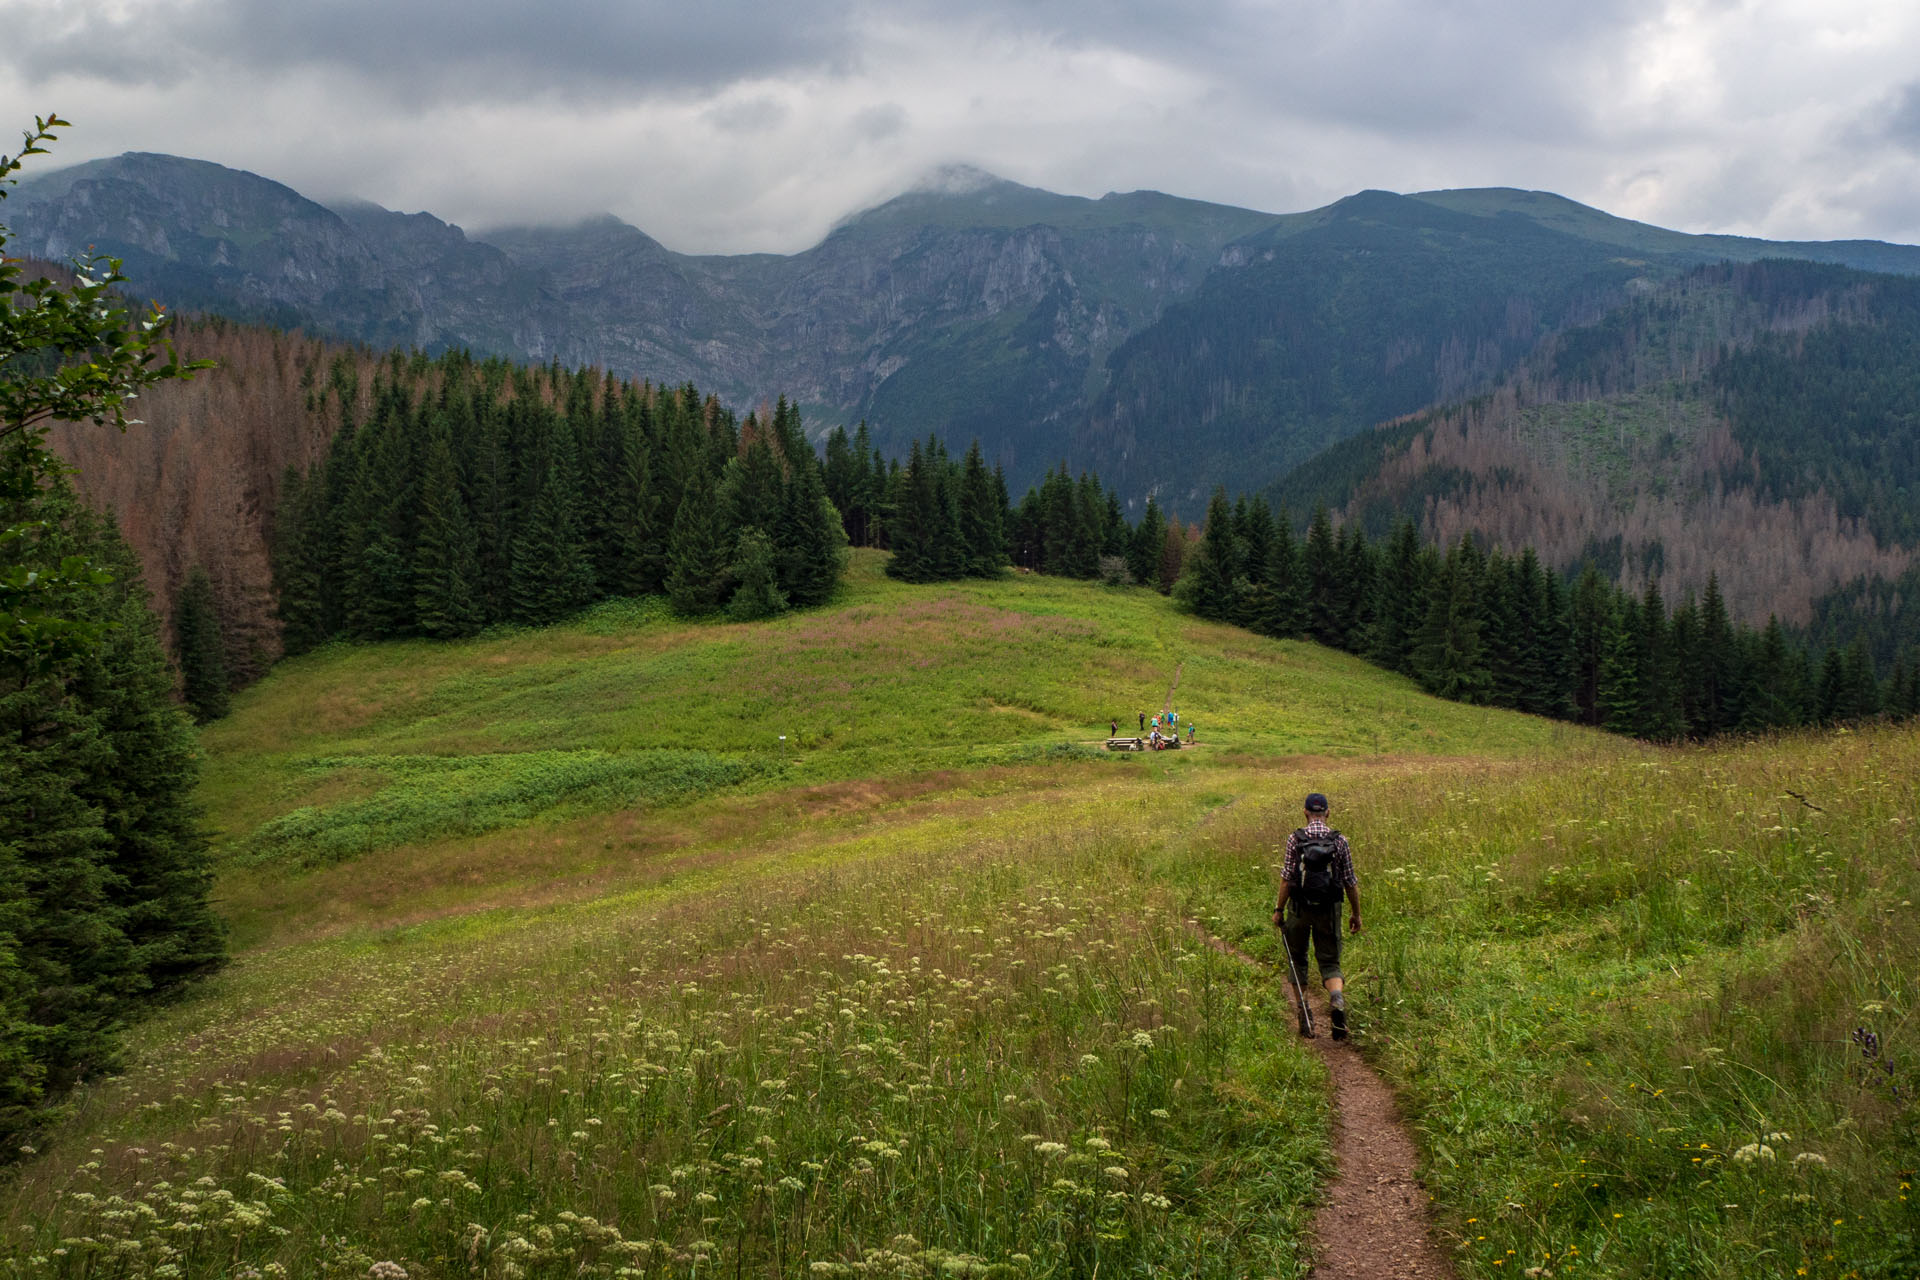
[821,426,1191,591]
[1174,489,1919,738]
[271,353,848,652]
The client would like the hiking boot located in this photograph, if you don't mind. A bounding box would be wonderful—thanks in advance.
[1330,1004,1348,1040]
[1294,991,1315,1038]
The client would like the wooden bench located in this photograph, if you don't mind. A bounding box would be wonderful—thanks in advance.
[1105,737,1146,752]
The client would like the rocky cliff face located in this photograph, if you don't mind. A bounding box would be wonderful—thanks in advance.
[6,155,1268,491]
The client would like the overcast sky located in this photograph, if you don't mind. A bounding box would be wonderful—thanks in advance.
[4,0,1920,254]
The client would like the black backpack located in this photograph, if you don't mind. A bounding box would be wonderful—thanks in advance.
[1294,829,1343,910]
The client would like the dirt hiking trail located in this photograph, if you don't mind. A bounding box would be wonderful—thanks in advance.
[1195,927,1457,1280]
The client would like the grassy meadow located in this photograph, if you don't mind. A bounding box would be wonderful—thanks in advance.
[4,551,1916,1279]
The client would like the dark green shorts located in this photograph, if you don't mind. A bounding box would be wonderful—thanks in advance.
[1283,904,1342,985]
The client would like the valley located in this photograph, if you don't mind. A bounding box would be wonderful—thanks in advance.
[4,556,1914,1278]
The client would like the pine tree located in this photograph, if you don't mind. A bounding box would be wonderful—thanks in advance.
[1568,565,1612,725]
[1412,552,1491,703]
[886,442,936,582]
[509,430,597,626]
[1127,498,1165,589]
[1366,519,1424,675]
[1696,573,1736,736]
[270,467,332,655]
[776,454,849,607]
[609,410,664,597]
[667,471,731,616]
[1598,595,1645,734]
[1234,498,1274,629]
[1258,513,1304,639]
[1637,579,1684,741]
[726,529,789,621]
[1303,505,1341,646]
[957,440,1006,577]
[171,568,230,722]
[412,431,485,640]
[1177,489,1238,621]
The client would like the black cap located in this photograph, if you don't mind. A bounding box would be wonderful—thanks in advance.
[1304,792,1329,812]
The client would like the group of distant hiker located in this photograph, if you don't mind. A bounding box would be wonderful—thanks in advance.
[1120,708,1193,748]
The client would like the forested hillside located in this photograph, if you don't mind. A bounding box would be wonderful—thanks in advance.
[16,154,1920,505]
[1271,260,1920,648]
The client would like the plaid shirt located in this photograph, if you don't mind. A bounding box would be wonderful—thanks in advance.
[1279,818,1357,897]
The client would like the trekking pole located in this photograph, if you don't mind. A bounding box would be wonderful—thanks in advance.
[1280,911,1314,1037]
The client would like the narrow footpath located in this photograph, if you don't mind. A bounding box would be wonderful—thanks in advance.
[1195,928,1457,1280]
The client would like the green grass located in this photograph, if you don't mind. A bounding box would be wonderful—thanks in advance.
[6,558,1915,1278]
[199,550,1579,859]
[1179,729,1920,1279]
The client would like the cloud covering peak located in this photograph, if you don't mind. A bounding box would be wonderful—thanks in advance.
[3,0,1919,253]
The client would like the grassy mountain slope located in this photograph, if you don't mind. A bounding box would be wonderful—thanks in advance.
[5,559,1916,1279]
[1270,261,1920,630]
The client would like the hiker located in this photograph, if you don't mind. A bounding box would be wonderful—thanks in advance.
[1187,723,1195,743]
[1138,711,1146,732]
[1271,792,1362,1040]
[1110,718,1118,738]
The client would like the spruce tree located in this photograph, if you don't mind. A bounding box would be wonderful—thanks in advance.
[726,529,789,621]
[1178,489,1238,621]
[1568,566,1612,725]
[1412,554,1491,703]
[667,472,731,616]
[1234,498,1275,629]
[1637,579,1684,741]
[929,446,968,581]
[171,567,230,722]
[885,442,936,582]
[1303,505,1342,646]
[270,467,333,655]
[1259,513,1305,639]
[957,440,1007,577]
[77,518,223,997]
[412,431,485,639]
[776,454,849,607]
[1598,595,1645,734]
[1127,498,1166,589]
[1694,574,1734,735]
[609,411,665,597]
[1367,519,1424,675]
[509,430,597,626]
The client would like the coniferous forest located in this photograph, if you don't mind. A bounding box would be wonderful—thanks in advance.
[271,353,850,646]
[1169,491,1920,738]
[268,341,1920,743]
[0,481,225,1148]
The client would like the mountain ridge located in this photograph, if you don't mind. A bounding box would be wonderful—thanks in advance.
[11,150,1920,502]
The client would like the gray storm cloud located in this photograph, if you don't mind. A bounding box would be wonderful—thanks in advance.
[2,0,1918,252]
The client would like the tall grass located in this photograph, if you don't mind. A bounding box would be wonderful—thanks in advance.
[2,833,1326,1278]
[1180,726,1920,1279]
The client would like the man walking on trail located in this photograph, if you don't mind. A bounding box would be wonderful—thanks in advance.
[1272,792,1361,1040]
